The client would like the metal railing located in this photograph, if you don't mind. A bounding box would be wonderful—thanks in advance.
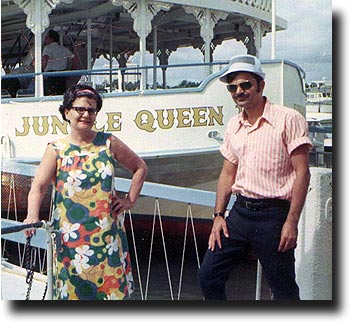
[308,125,332,168]
[1,219,56,300]
[1,61,229,98]
[1,159,270,300]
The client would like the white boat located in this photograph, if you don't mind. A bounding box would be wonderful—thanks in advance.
[1,0,306,191]
[0,1,329,301]
[306,79,332,114]
[306,80,332,154]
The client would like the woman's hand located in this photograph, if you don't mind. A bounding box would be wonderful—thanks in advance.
[23,216,40,237]
[111,194,134,219]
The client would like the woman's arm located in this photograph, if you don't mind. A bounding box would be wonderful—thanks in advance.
[110,136,148,214]
[24,144,57,224]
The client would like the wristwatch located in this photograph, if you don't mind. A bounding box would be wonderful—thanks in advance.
[212,212,225,219]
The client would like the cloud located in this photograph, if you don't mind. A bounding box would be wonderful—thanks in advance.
[92,1,332,85]
[260,0,332,81]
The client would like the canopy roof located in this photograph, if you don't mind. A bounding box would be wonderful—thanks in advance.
[1,0,286,69]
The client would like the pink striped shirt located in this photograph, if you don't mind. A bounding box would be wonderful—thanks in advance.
[220,99,312,200]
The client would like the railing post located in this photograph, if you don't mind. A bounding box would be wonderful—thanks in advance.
[45,223,54,300]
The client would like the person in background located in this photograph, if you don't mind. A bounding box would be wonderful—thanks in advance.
[11,37,35,90]
[42,29,74,95]
[23,84,148,300]
[198,54,312,300]
[2,35,35,97]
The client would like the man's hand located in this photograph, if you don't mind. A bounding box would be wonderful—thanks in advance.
[278,219,298,252]
[208,216,229,251]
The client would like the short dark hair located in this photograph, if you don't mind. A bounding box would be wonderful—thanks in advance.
[59,84,103,122]
[46,30,60,43]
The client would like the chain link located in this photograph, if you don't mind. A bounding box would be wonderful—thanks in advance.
[24,235,48,300]
[24,235,35,300]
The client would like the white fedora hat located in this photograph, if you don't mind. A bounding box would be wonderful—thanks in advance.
[219,54,265,83]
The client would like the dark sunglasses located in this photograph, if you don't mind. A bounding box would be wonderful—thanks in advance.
[226,80,254,93]
[71,106,98,115]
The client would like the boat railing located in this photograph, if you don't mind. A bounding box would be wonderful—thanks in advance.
[308,125,332,168]
[2,159,271,300]
[1,61,229,99]
[1,219,57,300]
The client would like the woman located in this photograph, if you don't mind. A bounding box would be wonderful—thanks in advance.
[23,84,148,300]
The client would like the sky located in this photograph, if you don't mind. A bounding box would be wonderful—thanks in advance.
[259,0,332,82]
[95,0,332,85]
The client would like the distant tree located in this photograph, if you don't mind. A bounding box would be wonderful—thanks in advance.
[173,80,201,88]
[95,80,109,90]
[125,81,140,91]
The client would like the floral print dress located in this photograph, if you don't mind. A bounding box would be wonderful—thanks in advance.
[50,132,133,300]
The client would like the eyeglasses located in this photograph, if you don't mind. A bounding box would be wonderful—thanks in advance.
[226,80,254,93]
[71,106,98,115]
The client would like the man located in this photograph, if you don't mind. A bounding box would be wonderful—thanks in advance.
[42,29,74,95]
[198,55,312,300]
[12,37,35,90]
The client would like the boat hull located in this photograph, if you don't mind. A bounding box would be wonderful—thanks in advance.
[1,60,307,218]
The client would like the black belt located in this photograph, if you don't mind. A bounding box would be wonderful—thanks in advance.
[236,194,290,211]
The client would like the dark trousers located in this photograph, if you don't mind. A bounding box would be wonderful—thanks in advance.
[198,195,300,300]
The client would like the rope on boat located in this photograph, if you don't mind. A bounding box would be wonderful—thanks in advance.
[177,204,189,300]
[177,204,201,300]
[145,198,174,300]
[126,209,144,300]
[145,202,156,299]
[2,174,22,266]
[155,199,174,300]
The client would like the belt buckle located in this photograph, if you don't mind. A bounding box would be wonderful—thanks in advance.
[245,201,260,211]
[245,201,253,210]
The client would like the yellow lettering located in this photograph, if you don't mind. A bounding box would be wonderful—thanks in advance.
[92,121,104,132]
[208,106,224,126]
[51,115,68,135]
[134,110,156,132]
[106,112,122,131]
[176,108,191,128]
[15,117,30,136]
[32,116,49,136]
[156,109,174,130]
[192,107,208,127]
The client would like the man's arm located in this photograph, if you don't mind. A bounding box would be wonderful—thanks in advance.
[42,55,49,72]
[208,159,237,251]
[278,144,311,252]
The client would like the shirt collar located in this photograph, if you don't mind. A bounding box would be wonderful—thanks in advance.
[233,98,276,133]
[260,99,275,127]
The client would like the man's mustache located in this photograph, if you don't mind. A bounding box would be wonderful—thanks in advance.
[234,93,248,99]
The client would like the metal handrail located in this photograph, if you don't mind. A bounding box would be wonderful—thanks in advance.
[1,160,257,300]
[1,159,236,207]
[1,219,56,300]
[1,61,229,81]
[1,220,44,235]
[308,125,332,134]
